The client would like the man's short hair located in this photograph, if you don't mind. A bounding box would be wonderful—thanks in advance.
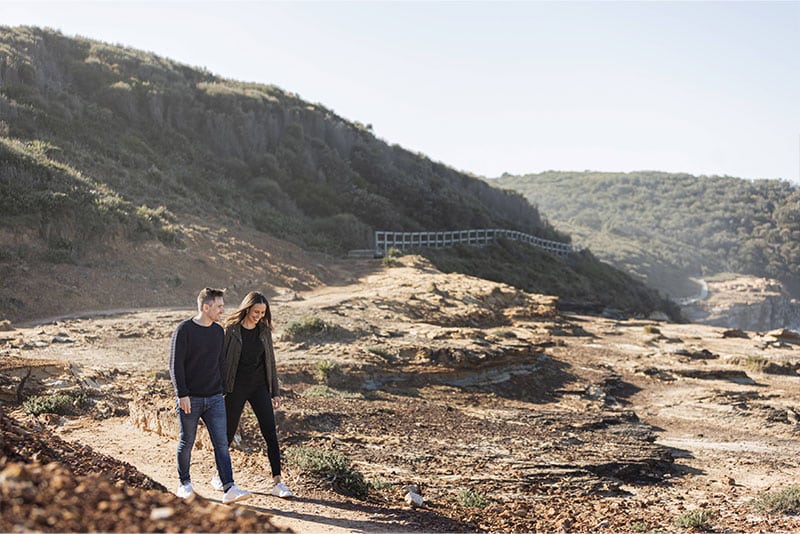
[197,287,225,309]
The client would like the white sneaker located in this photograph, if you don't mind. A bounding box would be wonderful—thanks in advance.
[271,482,294,498]
[210,475,223,491]
[222,483,251,504]
[176,482,194,499]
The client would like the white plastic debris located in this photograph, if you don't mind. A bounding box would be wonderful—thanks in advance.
[404,488,424,507]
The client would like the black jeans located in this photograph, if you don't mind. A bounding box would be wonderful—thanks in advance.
[225,381,282,477]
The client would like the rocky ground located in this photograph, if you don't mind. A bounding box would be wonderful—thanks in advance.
[3,255,800,532]
[681,274,800,332]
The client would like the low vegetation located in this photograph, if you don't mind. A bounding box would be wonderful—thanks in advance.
[753,485,800,514]
[301,384,362,399]
[674,509,716,531]
[0,138,181,264]
[381,247,403,267]
[314,359,340,384]
[285,446,370,499]
[23,392,89,416]
[456,488,491,508]
[282,317,337,341]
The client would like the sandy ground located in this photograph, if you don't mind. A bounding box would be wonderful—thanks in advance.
[5,256,800,532]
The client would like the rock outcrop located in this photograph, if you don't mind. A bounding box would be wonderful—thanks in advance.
[681,276,800,331]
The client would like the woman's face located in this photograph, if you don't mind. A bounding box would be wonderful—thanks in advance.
[246,302,267,324]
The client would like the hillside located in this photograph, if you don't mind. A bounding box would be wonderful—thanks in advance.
[494,171,800,300]
[0,26,559,250]
[0,26,676,322]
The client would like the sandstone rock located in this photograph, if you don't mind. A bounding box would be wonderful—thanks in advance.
[766,328,800,345]
[127,398,213,450]
[722,329,749,339]
[681,276,800,331]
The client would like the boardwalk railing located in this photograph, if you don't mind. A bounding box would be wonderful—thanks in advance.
[374,229,577,257]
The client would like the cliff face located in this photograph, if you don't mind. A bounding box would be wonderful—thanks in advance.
[682,276,800,332]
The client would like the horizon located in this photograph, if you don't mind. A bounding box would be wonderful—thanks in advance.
[1,1,798,183]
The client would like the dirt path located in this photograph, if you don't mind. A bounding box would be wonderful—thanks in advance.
[55,417,410,533]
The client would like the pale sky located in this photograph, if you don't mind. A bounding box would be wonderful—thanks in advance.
[1,1,799,182]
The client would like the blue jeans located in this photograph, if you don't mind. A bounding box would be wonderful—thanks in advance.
[176,394,234,490]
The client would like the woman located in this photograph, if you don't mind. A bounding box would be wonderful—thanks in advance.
[211,291,293,498]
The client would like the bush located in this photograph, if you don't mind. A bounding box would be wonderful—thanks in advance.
[381,247,403,267]
[754,485,800,514]
[302,384,362,399]
[457,488,490,508]
[282,316,338,341]
[315,359,340,384]
[370,478,392,491]
[24,392,89,416]
[674,509,716,531]
[309,213,372,253]
[285,446,370,499]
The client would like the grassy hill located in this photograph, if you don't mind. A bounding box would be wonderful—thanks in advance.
[494,171,800,299]
[0,26,678,322]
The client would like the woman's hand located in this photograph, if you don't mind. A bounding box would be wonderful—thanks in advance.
[272,396,282,409]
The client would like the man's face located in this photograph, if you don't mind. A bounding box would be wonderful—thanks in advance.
[204,297,225,321]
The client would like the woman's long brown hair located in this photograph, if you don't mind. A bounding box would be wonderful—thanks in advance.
[223,291,272,328]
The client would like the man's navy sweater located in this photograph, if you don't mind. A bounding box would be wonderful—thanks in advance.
[169,318,225,398]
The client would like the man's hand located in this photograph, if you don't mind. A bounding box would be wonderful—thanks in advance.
[179,396,191,414]
[272,396,282,410]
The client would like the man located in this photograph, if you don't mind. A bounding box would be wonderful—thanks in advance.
[169,287,251,504]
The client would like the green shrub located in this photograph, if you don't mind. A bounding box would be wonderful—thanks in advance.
[382,247,403,267]
[302,384,362,399]
[674,509,716,531]
[754,485,800,514]
[315,359,340,384]
[24,392,89,416]
[457,488,490,508]
[370,478,392,491]
[309,213,372,253]
[285,446,369,499]
[283,316,336,341]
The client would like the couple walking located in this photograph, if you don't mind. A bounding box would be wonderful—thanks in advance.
[169,287,293,504]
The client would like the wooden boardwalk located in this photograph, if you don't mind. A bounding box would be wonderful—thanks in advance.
[374,229,577,257]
